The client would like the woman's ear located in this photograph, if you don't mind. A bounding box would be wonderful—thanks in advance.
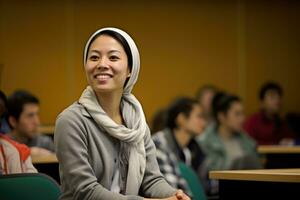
[176,113,187,128]
[218,112,226,124]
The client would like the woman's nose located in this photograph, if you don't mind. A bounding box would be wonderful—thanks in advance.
[97,57,109,69]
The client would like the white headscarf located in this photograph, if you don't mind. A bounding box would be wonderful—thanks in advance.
[79,27,147,194]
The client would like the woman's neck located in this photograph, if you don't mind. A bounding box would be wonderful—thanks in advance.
[174,128,192,148]
[218,124,233,140]
[95,90,123,125]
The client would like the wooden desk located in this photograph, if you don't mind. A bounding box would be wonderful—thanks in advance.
[38,125,55,135]
[258,145,300,154]
[210,168,300,183]
[258,145,300,168]
[210,169,300,199]
[32,154,60,183]
[32,154,58,164]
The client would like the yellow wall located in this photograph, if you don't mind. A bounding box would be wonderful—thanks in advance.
[0,0,299,125]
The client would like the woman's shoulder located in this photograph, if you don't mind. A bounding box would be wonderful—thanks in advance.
[151,129,172,152]
[54,102,89,134]
[56,102,87,122]
[236,131,257,149]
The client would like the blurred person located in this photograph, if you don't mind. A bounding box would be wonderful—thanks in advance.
[0,133,37,174]
[198,92,261,193]
[195,85,217,126]
[152,97,207,196]
[0,90,11,134]
[7,90,54,156]
[244,82,295,145]
[150,108,167,134]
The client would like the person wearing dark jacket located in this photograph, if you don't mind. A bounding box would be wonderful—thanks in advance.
[153,97,206,196]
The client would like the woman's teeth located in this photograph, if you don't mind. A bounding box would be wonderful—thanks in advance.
[96,74,111,80]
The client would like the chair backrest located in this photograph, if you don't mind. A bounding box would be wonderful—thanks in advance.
[0,173,61,200]
[178,162,207,200]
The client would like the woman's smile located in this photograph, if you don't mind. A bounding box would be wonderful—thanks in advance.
[94,73,113,83]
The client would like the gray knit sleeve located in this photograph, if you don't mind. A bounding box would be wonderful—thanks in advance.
[54,109,143,200]
[139,127,177,198]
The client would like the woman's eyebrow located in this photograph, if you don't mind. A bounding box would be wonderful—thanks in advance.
[90,49,100,54]
[108,50,121,54]
[89,49,121,54]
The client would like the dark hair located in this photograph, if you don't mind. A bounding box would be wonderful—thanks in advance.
[151,109,167,134]
[195,84,217,101]
[166,97,199,130]
[7,90,39,122]
[259,82,283,100]
[86,30,133,72]
[0,90,8,118]
[212,92,241,124]
[0,90,8,107]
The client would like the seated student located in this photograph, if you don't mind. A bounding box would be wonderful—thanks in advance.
[55,27,190,200]
[244,82,294,145]
[152,97,206,195]
[7,90,54,156]
[198,92,261,171]
[150,108,167,134]
[0,134,37,174]
[0,90,11,134]
[195,85,217,127]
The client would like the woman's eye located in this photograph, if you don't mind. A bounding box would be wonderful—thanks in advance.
[89,55,99,61]
[110,56,119,61]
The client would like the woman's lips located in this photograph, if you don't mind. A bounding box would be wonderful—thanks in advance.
[94,73,113,81]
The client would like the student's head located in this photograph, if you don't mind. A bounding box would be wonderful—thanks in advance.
[213,92,244,133]
[0,90,8,118]
[259,82,283,114]
[166,97,206,136]
[151,109,167,134]
[195,85,217,118]
[84,29,135,95]
[7,90,40,138]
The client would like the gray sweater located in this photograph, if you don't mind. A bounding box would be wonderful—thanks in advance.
[54,102,176,200]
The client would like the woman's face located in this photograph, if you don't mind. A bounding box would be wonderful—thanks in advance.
[182,104,206,136]
[85,34,130,94]
[199,90,215,115]
[220,101,245,132]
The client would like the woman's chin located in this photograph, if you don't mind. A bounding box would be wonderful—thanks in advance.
[93,87,113,93]
[91,84,116,93]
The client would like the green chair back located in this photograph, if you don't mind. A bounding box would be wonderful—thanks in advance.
[0,173,61,200]
[178,162,207,200]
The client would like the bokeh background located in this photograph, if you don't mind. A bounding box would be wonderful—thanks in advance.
[0,0,299,125]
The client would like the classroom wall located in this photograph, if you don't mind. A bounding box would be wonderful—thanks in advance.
[0,0,299,125]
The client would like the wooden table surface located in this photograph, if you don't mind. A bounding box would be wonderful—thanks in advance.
[258,145,300,154]
[38,125,55,135]
[31,154,58,164]
[209,168,300,183]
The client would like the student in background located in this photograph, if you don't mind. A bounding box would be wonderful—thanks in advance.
[152,97,206,195]
[0,134,37,174]
[198,92,261,192]
[195,85,217,127]
[244,82,294,145]
[7,90,54,156]
[150,108,167,134]
[0,90,10,134]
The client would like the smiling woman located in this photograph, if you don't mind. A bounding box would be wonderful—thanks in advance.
[54,27,190,200]
[84,31,132,97]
